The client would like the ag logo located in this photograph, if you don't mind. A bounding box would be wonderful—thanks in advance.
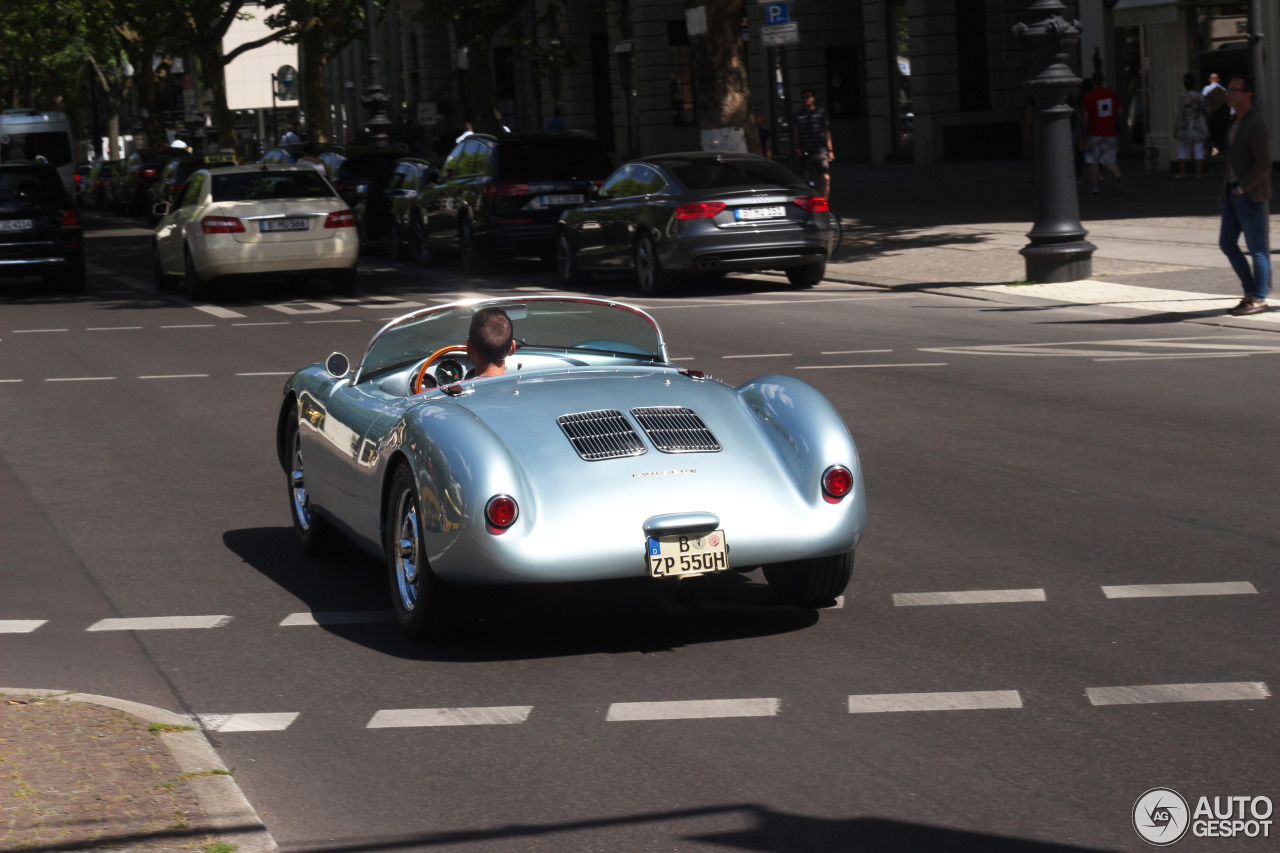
[1133,788,1190,846]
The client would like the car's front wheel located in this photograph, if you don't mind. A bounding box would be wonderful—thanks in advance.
[635,232,674,296]
[556,231,589,287]
[285,406,343,556]
[385,464,454,639]
[763,550,853,606]
[785,262,826,288]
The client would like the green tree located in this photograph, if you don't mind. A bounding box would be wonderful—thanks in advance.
[264,0,364,143]
[0,0,93,111]
[686,0,757,153]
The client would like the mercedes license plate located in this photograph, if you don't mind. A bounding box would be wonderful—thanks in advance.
[735,205,786,221]
[542,194,584,206]
[647,530,729,578]
[260,218,309,232]
[0,219,34,232]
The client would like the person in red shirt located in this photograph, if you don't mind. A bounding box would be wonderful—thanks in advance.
[1080,72,1122,196]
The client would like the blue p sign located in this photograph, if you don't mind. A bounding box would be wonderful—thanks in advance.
[765,2,789,26]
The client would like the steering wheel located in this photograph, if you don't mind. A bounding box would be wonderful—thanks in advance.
[412,344,470,394]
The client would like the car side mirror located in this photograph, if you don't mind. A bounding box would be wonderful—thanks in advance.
[325,352,350,378]
[152,201,171,218]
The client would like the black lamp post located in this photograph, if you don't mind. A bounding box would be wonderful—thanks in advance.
[362,0,392,146]
[1014,0,1094,283]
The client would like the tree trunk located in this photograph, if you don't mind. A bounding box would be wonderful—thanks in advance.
[460,37,500,133]
[196,46,241,159]
[300,27,331,143]
[687,0,757,153]
[135,51,173,150]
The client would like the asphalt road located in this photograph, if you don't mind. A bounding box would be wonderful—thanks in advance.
[1,211,1276,852]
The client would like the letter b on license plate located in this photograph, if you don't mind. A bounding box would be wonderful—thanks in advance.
[647,530,729,577]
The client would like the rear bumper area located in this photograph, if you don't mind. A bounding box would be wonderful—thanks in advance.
[0,252,80,278]
[660,223,834,273]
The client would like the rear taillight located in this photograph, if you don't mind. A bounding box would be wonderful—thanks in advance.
[794,196,830,212]
[591,179,606,189]
[485,495,519,531]
[821,465,854,501]
[201,215,244,234]
[675,202,726,219]
[60,208,79,227]
[142,168,156,178]
[324,209,357,228]
[74,174,82,185]
[483,182,531,197]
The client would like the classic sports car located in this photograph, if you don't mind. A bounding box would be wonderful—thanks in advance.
[277,297,866,638]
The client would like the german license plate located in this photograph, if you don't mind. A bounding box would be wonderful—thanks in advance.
[735,205,786,221]
[542,194,584,206]
[0,219,34,232]
[647,530,729,578]
[260,218,309,232]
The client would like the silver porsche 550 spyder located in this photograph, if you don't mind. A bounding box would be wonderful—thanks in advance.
[276,296,866,638]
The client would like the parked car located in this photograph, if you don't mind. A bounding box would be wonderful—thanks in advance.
[152,164,358,300]
[260,144,346,177]
[411,131,613,273]
[277,296,865,639]
[87,160,119,210]
[555,152,835,294]
[147,152,238,224]
[0,161,85,290]
[372,157,440,263]
[329,147,404,210]
[115,148,172,216]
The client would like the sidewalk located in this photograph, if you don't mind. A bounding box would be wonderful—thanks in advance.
[819,158,1279,331]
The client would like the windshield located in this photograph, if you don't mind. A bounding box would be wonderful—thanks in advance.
[664,157,803,191]
[0,167,66,206]
[1,132,73,167]
[357,298,664,382]
[211,170,334,202]
[495,139,613,181]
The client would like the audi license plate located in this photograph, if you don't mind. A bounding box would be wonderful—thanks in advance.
[735,205,786,221]
[542,194,584,206]
[648,530,729,578]
[260,218,309,232]
[0,219,34,232]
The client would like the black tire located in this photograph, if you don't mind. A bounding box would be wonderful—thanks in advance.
[409,217,434,267]
[63,256,86,292]
[785,261,826,288]
[555,231,590,287]
[285,406,343,556]
[460,217,489,275]
[635,232,673,296]
[331,267,357,294]
[184,248,212,301]
[384,464,454,639]
[153,244,177,291]
[763,550,853,606]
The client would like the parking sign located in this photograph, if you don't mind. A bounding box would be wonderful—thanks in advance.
[765,3,789,26]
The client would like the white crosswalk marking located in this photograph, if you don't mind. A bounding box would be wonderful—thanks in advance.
[1102,582,1257,599]
[606,698,779,721]
[196,712,299,732]
[367,707,533,728]
[86,616,232,631]
[1086,682,1270,706]
[847,690,1023,713]
[0,620,47,633]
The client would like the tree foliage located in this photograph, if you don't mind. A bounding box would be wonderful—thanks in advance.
[263,0,364,143]
[0,0,95,112]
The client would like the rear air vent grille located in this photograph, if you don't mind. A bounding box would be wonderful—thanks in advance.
[558,410,648,460]
[630,406,722,454]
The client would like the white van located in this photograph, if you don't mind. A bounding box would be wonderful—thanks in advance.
[0,110,77,195]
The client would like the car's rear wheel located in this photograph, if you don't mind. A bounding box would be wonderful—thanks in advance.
[385,464,454,639]
[785,261,826,288]
[285,406,343,556]
[635,232,673,296]
[556,231,590,287]
[460,217,489,275]
[63,255,86,292]
[410,218,434,267]
[184,248,212,301]
[763,550,853,606]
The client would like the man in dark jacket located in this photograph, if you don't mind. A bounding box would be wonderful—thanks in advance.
[1219,77,1272,316]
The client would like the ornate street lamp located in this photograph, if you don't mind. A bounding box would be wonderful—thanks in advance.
[362,0,392,146]
[1014,0,1094,283]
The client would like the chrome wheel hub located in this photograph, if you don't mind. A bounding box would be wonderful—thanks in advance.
[290,437,311,531]
[393,490,421,611]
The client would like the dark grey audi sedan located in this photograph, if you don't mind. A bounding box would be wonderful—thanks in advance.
[555,152,835,295]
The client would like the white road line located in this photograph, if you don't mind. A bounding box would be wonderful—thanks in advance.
[305,319,362,324]
[231,322,289,327]
[893,588,1046,607]
[45,377,116,382]
[367,706,533,728]
[86,326,143,331]
[821,349,893,355]
[236,372,292,377]
[1086,682,1270,706]
[139,374,209,380]
[847,690,1023,713]
[0,379,22,384]
[823,596,845,609]
[605,698,779,722]
[796,363,949,370]
[13,329,68,334]
[0,620,47,633]
[722,353,792,359]
[1093,354,1251,362]
[196,712,299,732]
[162,324,216,329]
[670,357,696,362]
[1102,582,1258,599]
[279,611,397,626]
[193,304,247,319]
[86,615,232,631]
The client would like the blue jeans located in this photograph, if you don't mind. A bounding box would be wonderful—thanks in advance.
[1219,192,1270,300]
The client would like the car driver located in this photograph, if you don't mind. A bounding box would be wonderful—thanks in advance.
[465,307,516,378]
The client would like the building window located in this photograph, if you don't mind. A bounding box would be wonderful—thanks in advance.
[668,20,695,125]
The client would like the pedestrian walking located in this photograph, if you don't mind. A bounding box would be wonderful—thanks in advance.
[280,124,301,146]
[1080,72,1121,196]
[1202,72,1229,155]
[1219,77,1271,316]
[793,89,833,200]
[1174,72,1208,180]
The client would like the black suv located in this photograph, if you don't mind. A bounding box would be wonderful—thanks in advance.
[0,162,85,290]
[413,131,613,273]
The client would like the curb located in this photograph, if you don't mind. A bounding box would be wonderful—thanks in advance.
[1,688,277,853]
